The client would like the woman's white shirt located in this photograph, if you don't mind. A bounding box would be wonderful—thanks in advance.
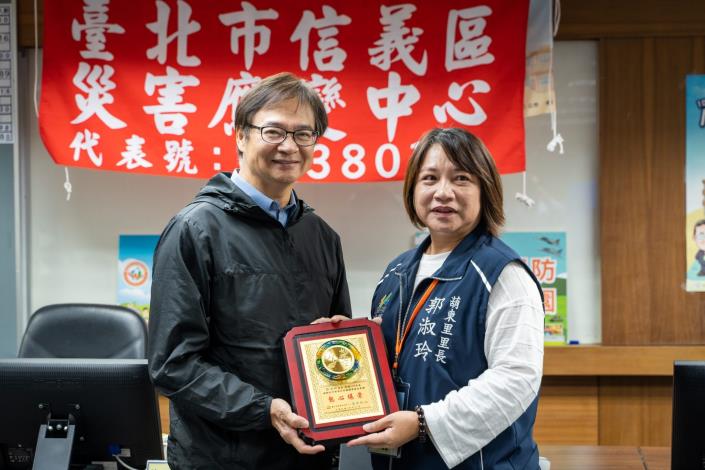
[414,251,452,291]
[418,261,545,469]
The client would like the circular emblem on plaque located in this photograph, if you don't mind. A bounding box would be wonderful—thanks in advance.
[315,339,361,381]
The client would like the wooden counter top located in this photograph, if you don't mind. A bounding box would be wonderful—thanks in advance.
[544,345,705,376]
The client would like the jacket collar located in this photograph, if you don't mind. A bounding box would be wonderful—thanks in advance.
[400,227,488,281]
[190,172,313,225]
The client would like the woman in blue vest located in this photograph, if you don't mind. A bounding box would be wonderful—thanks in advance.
[348,128,544,469]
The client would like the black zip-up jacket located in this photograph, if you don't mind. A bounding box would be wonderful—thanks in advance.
[148,173,352,469]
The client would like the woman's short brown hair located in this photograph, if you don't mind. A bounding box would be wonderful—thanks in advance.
[403,128,505,237]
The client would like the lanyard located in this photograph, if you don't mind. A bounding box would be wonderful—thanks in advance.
[393,278,439,373]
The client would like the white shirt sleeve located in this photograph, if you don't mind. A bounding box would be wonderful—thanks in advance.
[422,261,545,469]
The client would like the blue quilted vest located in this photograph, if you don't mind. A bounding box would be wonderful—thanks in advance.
[370,229,542,470]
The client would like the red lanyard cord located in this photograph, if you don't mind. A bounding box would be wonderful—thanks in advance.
[393,278,439,372]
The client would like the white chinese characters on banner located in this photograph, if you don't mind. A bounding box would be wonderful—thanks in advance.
[208,72,262,136]
[369,4,427,76]
[44,0,527,181]
[68,1,124,165]
[309,74,346,113]
[445,6,495,72]
[433,80,491,126]
[117,134,153,170]
[219,2,279,70]
[367,4,426,146]
[70,129,103,167]
[71,0,125,61]
[141,0,203,173]
[71,62,126,129]
[143,67,200,136]
[367,72,420,142]
[146,0,201,67]
[164,138,198,175]
[290,6,351,72]
[308,74,348,142]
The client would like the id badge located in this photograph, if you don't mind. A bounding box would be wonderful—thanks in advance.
[367,378,409,459]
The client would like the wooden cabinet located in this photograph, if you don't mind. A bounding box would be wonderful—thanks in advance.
[535,346,705,446]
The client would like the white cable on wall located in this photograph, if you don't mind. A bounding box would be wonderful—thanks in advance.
[515,171,536,207]
[546,0,564,155]
[64,167,72,201]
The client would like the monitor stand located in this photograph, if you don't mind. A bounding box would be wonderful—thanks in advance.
[32,418,75,470]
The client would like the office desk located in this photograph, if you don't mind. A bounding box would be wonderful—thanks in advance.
[540,445,670,470]
[337,445,670,470]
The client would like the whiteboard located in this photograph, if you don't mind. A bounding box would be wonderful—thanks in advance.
[22,41,599,344]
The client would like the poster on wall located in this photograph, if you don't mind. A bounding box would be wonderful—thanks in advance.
[501,231,567,345]
[523,0,554,118]
[117,235,160,321]
[40,0,529,182]
[686,75,705,292]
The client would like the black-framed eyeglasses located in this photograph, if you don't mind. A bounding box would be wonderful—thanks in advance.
[248,124,319,147]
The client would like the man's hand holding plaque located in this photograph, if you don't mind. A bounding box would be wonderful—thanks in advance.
[270,398,326,454]
[283,318,399,445]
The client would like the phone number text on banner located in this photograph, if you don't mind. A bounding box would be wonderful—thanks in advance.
[40,0,529,182]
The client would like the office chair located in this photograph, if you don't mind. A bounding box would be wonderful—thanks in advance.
[18,303,148,359]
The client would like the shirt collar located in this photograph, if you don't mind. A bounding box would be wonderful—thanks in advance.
[403,228,487,280]
[231,171,297,224]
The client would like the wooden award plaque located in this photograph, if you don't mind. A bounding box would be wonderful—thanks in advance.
[283,318,399,444]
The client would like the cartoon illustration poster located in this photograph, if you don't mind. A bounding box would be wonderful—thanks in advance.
[501,232,567,345]
[685,75,705,292]
[117,235,160,321]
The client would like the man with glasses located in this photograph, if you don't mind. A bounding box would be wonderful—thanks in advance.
[148,72,352,470]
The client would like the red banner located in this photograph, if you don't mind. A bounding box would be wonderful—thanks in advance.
[40,0,528,182]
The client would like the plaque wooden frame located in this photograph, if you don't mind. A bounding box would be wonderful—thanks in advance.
[283,318,399,444]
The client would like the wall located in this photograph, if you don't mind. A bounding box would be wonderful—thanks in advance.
[600,36,705,345]
[551,0,705,347]
[534,0,705,447]
[0,144,16,357]
[21,42,600,344]
[0,0,18,358]
[507,41,600,343]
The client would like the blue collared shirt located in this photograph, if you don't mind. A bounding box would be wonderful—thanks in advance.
[231,172,298,227]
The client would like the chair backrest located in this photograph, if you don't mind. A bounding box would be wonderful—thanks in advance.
[18,303,147,359]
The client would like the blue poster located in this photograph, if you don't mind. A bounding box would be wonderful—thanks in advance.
[117,235,160,321]
[686,75,705,292]
[501,231,567,344]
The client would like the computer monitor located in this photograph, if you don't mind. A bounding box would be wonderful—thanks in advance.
[671,360,705,470]
[0,358,163,470]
